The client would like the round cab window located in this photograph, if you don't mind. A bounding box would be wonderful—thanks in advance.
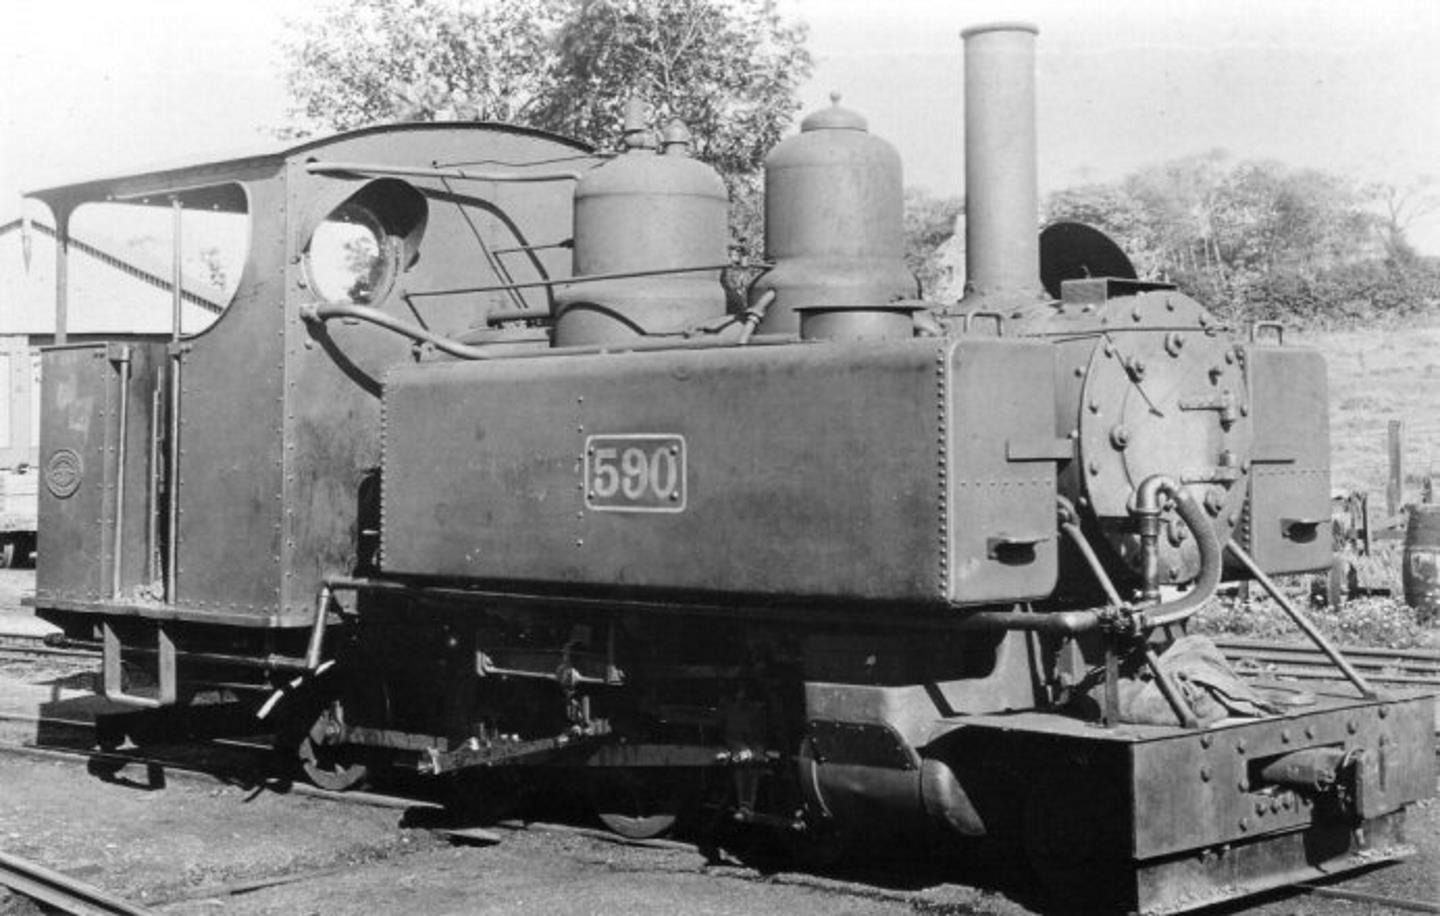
[304,205,394,304]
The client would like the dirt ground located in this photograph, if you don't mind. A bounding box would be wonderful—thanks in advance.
[0,566,1435,914]
[0,749,986,916]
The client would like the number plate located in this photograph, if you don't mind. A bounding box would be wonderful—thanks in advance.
[584,434,687,513]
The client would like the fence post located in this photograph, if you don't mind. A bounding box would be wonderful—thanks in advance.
[1386,420,1405,517]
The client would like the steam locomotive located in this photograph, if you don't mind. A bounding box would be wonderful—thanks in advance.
[24,23,1434,914]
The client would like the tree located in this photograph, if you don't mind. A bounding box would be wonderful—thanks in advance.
[902,188,962,299]
[280,0,810,180]
[280,0,811,277]
[279,0,562,135]
[1368,176,1440,264]
[1046,153,1419,327]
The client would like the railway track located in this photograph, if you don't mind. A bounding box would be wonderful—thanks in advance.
[1214,637,1440,688]
[0,847,158,915]
[1,706,1436,914]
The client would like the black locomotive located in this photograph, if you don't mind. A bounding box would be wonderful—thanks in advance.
[25,23,1434,914]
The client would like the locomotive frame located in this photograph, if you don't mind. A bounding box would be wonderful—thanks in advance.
[23,22,1435,915]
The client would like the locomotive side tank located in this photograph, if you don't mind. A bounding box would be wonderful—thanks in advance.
[23,21,1434,916]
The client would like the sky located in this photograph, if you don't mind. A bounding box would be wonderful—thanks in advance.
[2,0,1439,252]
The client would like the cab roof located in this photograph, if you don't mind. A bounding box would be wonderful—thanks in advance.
[26,121,592,216]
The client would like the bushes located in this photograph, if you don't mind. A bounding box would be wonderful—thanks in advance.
[1193,584,1434,649]
[1227,259,1440,329]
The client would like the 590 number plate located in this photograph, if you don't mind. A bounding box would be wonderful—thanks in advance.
[584,434,687,513]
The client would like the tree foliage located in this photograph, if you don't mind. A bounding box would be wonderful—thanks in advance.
[280,0,811,278]
[280,0,810,182]
[902,188,963,299]
[1046,152,1440,327]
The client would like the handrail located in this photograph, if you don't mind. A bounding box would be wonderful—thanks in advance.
[306,161,583,183]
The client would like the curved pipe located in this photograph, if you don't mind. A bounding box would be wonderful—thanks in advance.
[301,301,798,360]
[1132,476,1222,629]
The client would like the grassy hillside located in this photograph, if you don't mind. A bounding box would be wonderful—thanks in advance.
[1306,320,1440,499]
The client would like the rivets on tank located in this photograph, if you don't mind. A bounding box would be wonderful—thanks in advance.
[1235,739,1246,755]
[1088,400,1100,414]
[1347,720,1358,735]
[1254,800,1266,816]
[1305,726,1316,740]
[1200,735,1213,749]
[1238,817,1250,832]
[1200,765,1212,782]
[1379,706,1390,719]
[1087,460,1100,477]
[1109,425,1130,450]
[1280,729,1291,744]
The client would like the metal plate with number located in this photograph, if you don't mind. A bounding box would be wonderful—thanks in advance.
[584,434,686,513]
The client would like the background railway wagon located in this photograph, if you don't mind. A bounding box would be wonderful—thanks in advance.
[0,217,226,567]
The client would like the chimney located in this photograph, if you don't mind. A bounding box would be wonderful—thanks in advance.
[960,23,1042,306]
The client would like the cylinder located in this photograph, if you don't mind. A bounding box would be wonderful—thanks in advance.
[1403,505,1440,623]
[553,121,729,347]
[750,98,917,337]
[960,22,1041,303]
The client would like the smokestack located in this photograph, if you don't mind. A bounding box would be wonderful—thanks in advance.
[960,23,1041,305]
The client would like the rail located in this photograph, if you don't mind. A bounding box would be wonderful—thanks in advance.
[0,848,159,915]
[1216,638,1440,686]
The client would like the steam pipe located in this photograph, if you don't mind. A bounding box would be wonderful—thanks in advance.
[301,302,796,359]
[960,23,1042,304]
[954,609,1100,634]
[1131,476,1222,628]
